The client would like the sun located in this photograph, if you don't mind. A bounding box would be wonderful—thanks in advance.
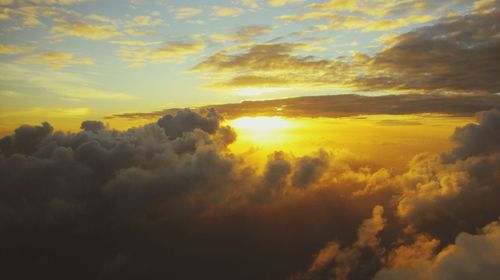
[229,116,295,132]
[227,116,298,156]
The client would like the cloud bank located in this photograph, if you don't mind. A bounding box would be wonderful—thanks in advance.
[1,109,500,279]
[107,93,500,120]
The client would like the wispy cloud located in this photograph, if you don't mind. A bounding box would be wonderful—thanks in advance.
[0,44,34,54]
[52,18,122,40]
[117,36,206,67]
[268,0,305,7]
[22,52,93,68]
[0,62,130,99]
[210,25,273,43]
[174,7,202,20]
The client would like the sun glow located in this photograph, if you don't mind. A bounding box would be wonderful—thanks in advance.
[229,116,295,132]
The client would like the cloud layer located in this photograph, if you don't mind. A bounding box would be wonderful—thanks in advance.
[107,93,500,120]
[193,7,500,94]
[1,108,500,279]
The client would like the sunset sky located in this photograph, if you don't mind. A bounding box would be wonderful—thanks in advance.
[1,0,498,131]
[1,1,500,280]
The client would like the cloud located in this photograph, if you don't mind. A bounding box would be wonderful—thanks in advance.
[157,108,222,139]
[212,6,245,17]
[356,9,500,94]
[447,109,500,160]
[0,0,86,5]
[306,0,456,18]
[107,94,500,121]
[128,15,162,27]
[22,52,93,68]
[191,42,342,89]
[0,121,53,154]
[374,219,500,280]
[80,120,105,133]
[0,108,392,279]
[0,43,34,54]
[281,12,435,32]
[52,18,122,40]
[174,7,202,19]
[1,108,500,279]
[268,0,304,7]
[117,36,206,67]
[239,0,259,9]
[0,5,79,28]
[0,61,129,99]
[210,25,273,43]
[0,107,90,118]
[296,205,386,280]
[194,9,500,95]
[391,110,500,241]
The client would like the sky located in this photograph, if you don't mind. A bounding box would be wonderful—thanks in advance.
[1,0,499,132]
[1,1,500,280]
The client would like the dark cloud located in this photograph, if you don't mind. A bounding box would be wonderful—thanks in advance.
[358,9,500,94]
[157,108,222,139]
[80,120,105,133]
[0,109,387,280]
[389,110,500,244]
[0,121,53,155]
[447,109,500,160]
[191,8,500,95]
[1,109,500,279]
[374,220,500,280]
[107,94,500,120]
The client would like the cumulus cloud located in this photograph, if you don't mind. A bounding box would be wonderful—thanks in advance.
[2,108,500,279]
[157,108,222,139]
[391,110,500,242]
[296,205,386,280]
[80,120,105,133]
[375,219,500,280]
[0,121,53,155]
[0,108,397,279]
[447,109,500,160]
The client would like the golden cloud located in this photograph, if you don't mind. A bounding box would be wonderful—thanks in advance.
[52,18,122,40]
[210,25,273,43]
[0,44,34,54]
[268,0,305,7]
[118,36,206,67]
[174,7,202,19]
[22,52,93,68]
[212,6,245,17]
[194,9,500,95]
